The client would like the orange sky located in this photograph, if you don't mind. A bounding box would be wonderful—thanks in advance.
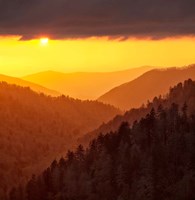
[0,36,195,77]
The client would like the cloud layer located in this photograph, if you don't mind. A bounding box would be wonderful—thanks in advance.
[0,0,195,40]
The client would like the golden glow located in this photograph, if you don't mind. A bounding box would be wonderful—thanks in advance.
[0,36,195,76]
[40,38,49,46]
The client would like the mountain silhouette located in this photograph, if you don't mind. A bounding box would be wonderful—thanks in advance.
[98,65,195,110]
[22,66,155,100]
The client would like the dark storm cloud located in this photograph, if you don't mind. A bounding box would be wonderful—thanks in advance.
[0,0,195,40]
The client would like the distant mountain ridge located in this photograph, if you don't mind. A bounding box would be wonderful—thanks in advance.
[98,65,195,110]
[0,74,60,96]
[22,66,155,100]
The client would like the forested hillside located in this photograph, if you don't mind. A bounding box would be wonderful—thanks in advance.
[0,82,120,195]
[81,79,195,145]
[8,82,195,200]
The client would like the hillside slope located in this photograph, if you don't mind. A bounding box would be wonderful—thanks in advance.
[98,65,195,110]
[22,66,155,100]
[0,74,60,96]
[0,83,120,192]
[80,79,195,145]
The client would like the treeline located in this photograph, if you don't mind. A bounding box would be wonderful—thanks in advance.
[81,79,195,145]
[0,82,120,195]
[7,101,195,200]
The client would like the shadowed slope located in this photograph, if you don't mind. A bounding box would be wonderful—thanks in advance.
[81,79,195,146]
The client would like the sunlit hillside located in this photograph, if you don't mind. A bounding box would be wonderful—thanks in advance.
[0,74,60,96]
[22,66,155,100]
[98,65,195,110]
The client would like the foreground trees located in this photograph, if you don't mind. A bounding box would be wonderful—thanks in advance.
[8,101,195,200]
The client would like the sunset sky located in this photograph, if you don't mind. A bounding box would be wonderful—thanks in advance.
[0,36,195,77]
[0,0,195,77]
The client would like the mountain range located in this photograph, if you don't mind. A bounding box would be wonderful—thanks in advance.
[1,64,195,199]
[7,79,195,200]
[22,66,155,100]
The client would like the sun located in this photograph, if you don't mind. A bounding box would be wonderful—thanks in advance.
[40,37,49,46]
